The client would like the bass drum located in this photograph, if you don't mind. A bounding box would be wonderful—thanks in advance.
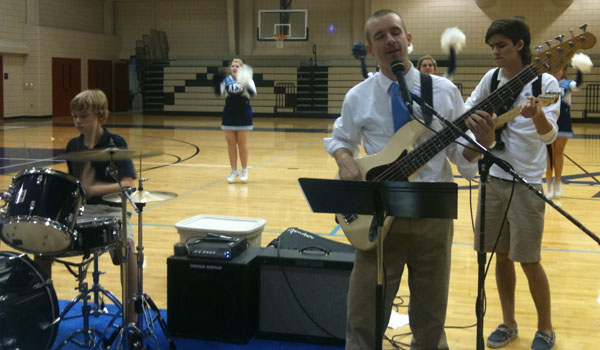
[0,251,59,350]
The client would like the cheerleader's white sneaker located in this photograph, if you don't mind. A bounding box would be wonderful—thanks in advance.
[227,170,239,183]
[553,180,562,198]
[545,179,554,198]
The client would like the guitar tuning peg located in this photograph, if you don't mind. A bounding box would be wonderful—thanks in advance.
[579,24,588,32]
[535,45,543,52]
[555,34,565,42]
[569,29,575,38]
[545,40,553,48]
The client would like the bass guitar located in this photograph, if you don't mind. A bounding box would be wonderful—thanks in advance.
[337,31,595,251]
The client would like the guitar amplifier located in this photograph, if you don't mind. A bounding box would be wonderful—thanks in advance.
[268,227,355,254]
[256,246,354,346]
[167,247,261,344]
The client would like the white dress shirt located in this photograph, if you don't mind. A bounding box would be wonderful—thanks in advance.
[464,68,560,183]
[324,65,478,182]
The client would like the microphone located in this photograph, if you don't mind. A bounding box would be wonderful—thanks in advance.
[391,60,413,112]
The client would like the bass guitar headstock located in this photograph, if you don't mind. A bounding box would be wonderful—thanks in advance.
[531,24,596,77]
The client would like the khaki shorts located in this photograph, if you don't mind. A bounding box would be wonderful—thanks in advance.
[474,177,545,263]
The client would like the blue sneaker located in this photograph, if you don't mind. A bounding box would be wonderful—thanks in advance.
[487,324,518,348]
[531,330,555,350]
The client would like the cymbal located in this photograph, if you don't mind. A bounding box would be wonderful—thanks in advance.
[58,148,163,162]
[102,190,178,204]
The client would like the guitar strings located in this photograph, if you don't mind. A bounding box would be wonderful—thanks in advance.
[371,43,567,182]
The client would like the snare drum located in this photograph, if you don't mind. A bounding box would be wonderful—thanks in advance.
[0,251,59,350]
[0,168,83,255]
[59,217,121,257]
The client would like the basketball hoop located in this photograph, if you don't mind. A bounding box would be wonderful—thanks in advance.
[274,34,286,49]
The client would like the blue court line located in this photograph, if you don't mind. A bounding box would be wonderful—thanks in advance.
[329,225,341,236]
[452,241,600,254]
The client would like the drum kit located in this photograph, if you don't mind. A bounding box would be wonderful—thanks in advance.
[0,147,177,350]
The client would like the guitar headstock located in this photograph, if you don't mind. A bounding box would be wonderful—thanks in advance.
[531,28,596,77]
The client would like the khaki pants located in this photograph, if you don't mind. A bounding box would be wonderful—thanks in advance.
[345,217,453,350]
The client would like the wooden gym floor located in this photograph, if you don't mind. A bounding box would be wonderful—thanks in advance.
[0,113,599,349]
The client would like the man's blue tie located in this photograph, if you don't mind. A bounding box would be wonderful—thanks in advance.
[390,82,410,131]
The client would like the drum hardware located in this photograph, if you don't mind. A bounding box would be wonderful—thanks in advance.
[100,153,176,349]
[51,252,123,350]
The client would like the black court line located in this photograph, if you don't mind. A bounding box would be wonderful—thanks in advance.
[52,122,331,134]
[0,136,201,175]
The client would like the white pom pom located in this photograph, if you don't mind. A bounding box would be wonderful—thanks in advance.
[407,43,414,54]
[441,27,466,54]
[236,64,253,87]
[571,52,593,74]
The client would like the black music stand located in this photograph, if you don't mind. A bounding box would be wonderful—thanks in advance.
[298,178,458,350]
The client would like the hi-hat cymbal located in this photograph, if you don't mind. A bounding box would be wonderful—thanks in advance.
[58,148,163,162]
[102,190,178,204]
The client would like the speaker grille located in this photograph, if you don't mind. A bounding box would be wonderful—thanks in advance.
[257,248,354,346]
[167,248,260,344]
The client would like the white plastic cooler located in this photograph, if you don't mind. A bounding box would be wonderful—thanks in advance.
[175,214,266,247]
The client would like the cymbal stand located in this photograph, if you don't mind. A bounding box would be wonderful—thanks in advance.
[51,252,122,350]
[129,171,175,349]
[103,153,142,349]
[106,156,175,350]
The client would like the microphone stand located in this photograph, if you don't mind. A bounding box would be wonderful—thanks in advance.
[411,93,600,350]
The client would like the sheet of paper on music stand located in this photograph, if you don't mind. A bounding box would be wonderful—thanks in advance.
[387,310,409,329]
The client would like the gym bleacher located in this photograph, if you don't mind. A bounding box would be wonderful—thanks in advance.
[150,54,600,120]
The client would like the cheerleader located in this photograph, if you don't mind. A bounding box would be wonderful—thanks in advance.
[213,58,256,183]
[417,55,437,74]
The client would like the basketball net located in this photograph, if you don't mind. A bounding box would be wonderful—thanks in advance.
[274,34,286,49]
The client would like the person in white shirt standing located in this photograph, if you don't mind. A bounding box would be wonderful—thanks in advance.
[464,17,559,350]
[324,9,494,350]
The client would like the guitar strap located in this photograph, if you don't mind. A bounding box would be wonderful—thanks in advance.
[490,68,541,150]
[419,73,433,124]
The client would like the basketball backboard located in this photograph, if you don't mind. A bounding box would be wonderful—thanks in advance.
[257,9,308,41]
